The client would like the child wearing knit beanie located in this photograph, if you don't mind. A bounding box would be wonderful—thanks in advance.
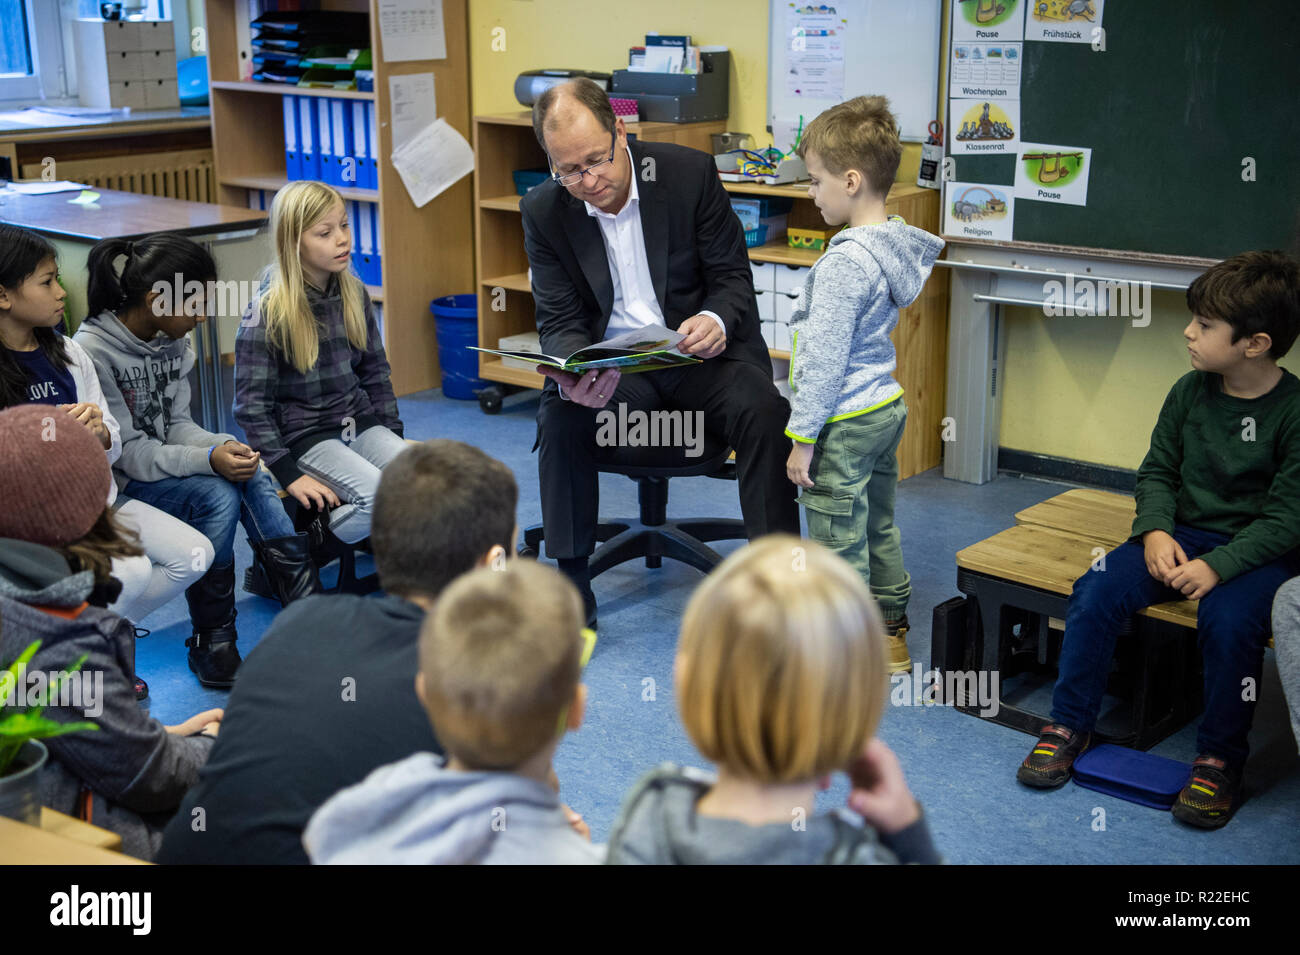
[0,404,223,859]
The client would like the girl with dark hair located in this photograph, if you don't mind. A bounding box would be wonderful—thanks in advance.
[76,232,320,689]
[0,225,212,697]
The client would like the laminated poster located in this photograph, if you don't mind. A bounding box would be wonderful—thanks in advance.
[949,98,1020,154]
[943,182,1015,242]
[951,0,1024,44]
[1014,142,1091,205]
[1025,0,1104,44]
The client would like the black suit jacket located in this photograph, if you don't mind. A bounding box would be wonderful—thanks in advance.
[520,139,772,377]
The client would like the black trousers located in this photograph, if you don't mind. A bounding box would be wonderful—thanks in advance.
[535,357,801,560]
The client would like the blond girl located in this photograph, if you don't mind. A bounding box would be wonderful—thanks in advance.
[234,181,405,545]
[606,535,940,864]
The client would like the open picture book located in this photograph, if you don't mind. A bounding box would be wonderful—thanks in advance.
[470,326,703,375]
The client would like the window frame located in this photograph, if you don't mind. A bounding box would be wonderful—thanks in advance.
[0,0,66,104]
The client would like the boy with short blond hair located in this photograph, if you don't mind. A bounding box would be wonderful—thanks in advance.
[785,95,944,673]
[1018,250,1300,829]
[303,560,600,864]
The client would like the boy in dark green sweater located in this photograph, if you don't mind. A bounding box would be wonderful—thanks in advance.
[1017,250,1300,829]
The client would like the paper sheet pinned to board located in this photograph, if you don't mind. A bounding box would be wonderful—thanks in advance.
[378,0,447,62]
[388,72,437,151]
[390,117,473,208]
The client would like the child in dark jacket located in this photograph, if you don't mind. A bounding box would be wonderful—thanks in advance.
[75,233,320,689]
[234,181,404,546]
[0,404,221,860]
[606,535,941,865]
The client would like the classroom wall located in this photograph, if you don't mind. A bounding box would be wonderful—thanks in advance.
[1000,296,1297,470]
[467,0,920,181]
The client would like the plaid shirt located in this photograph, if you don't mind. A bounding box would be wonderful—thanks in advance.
[234,276,403,488]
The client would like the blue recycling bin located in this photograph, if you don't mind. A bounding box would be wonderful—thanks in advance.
[430,294,488,400]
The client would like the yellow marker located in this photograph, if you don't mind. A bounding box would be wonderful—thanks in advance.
[556,627,597,735]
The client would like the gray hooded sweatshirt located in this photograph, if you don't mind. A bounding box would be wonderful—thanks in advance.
[606,764,943,865]
[0,538,214,860]
[303,752,603,864]
[74,310,236,490]
[785,217,945,443]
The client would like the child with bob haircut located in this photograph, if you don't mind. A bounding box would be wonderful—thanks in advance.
[784,96,944,675]
[76,232,320,688]
[235,180,404,546]
[606,534,941,865]
[1017,250,1300,830]
[304,559,600,864]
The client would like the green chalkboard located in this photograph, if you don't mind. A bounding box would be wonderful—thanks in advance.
[948,1,1300,261]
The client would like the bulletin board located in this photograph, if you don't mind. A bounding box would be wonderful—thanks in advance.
[767,0,943,147]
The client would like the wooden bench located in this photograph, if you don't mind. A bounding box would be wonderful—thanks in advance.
[949,522,1200,749]
[1014,488,1272,643]
[1013,489,1200,630]
[940,488,1278,749]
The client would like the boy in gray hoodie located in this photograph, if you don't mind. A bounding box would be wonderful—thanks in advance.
[303,560,600,864]
[784,96,945,675]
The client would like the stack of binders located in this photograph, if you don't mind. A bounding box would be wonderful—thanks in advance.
[283,95,379,191]
[251,11,368,85]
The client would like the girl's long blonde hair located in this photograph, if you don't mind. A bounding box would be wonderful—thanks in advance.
[676,535,889,784]
[259,181,367,373]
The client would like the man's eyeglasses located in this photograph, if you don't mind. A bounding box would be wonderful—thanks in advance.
[550,135,617,186]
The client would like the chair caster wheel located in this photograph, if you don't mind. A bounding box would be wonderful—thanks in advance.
[517,545,539,559]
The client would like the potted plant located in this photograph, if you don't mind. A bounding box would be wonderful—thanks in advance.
[0,641,98,826]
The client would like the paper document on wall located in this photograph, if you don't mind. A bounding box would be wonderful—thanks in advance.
[390,117,474,208]
[388,72,437,151]
[377,0,446,62]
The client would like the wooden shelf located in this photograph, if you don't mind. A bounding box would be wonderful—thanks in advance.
[748,241,822,267]
[480,356,545,389]
[480,194,523,211]
[210,81,375,101]
[722,180,812,198]
[769,349,791,360]
[205,0,474,395]
[220,174,379,204]
[482,272,531,293]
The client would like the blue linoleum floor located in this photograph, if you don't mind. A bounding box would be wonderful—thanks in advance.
[135,387,1300,864]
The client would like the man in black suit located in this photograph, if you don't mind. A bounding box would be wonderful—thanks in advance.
[521,80,800,622]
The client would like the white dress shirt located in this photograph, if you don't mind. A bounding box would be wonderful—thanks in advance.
[584,146,726,340]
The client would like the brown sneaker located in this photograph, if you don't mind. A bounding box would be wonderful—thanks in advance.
[886,617,911,674]
[1017,723,1090,789]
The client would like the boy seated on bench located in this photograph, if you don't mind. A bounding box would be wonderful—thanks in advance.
[1016,250,1300,829]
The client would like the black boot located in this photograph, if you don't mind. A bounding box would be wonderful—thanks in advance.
[185,562,241,688]
[248,533,323,607]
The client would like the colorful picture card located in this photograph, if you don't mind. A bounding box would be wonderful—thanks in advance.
[943,181,1015,241]
[949,98,1021,154]
[1015,142,1091,205]
[1026,0,1104,44]
[952,0,1024,44]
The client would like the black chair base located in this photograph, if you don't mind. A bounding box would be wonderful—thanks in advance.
[522,473,746,579]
